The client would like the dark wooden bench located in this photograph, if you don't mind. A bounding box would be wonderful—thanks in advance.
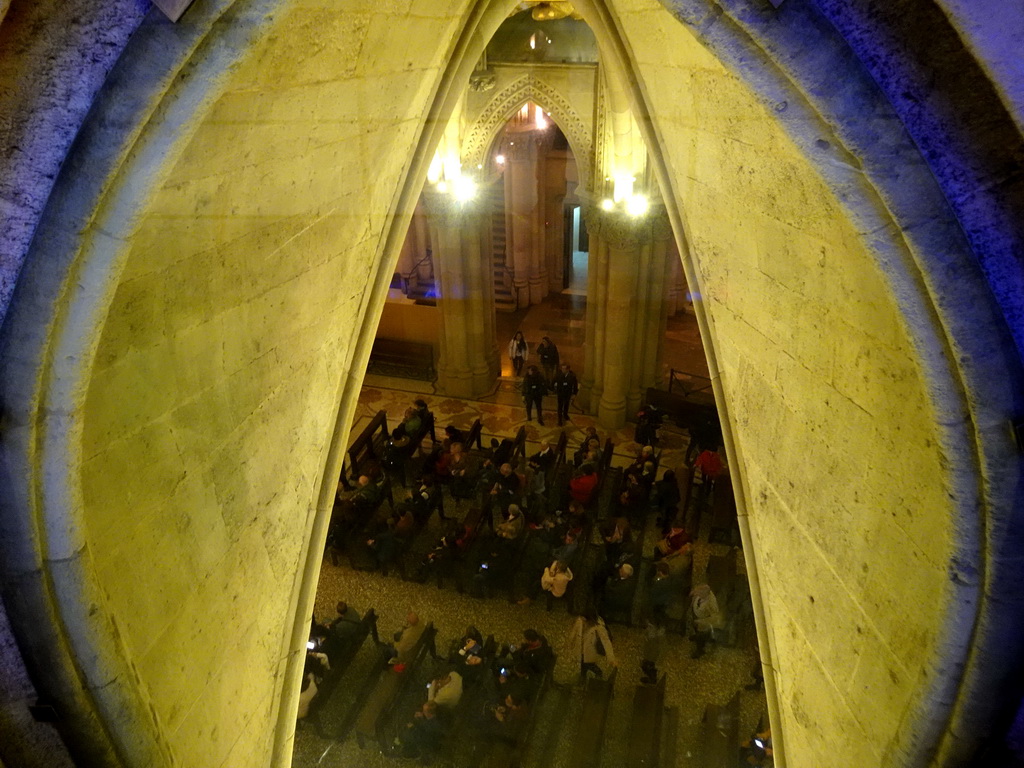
[369,337,436,380]
[339,410,393,491]
[627,674,666,768]
[569,669,617,768]
[644,385,719,436]
[309,609,380,724]
[484,652,556,768]
[707,474,738,545]
[700,691,741,768]
[352,623,438,749]
[464,418,483,450]
[511,425,528,468]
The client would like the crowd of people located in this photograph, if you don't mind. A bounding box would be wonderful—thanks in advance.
[311,373,767,763]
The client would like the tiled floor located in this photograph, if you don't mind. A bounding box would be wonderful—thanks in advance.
[292,294,768,767]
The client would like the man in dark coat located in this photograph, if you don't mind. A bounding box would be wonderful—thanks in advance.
[551,362,578,426]
[522,365,547,425]
[537,336,560,383]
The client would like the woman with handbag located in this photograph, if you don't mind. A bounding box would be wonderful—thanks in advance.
[566,609,617,681]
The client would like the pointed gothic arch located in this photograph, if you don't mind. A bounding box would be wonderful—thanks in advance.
[462,73,594,185]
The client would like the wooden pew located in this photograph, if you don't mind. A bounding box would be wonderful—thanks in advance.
[627,675,666,768]
[369,337,435,381]
[705,549,737,645]
[309,609,380,724]
[511,425,528,468]
[352,623,438,749]
[485,653,556,768]
[568,669,617,768]
[699,691,741,768]
[707,474,739,545]
[344,410,390,482]
[464,418,484,451]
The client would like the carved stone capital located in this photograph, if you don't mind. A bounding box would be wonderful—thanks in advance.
[422,186,488,229]
[583,203,671,250]
[469,71,496,92]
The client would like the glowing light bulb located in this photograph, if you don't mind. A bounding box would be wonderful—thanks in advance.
[453,175,477,203]
[495,154,506,165]
[436,181,448,193]
[626,194,649,217]
[601,198,615,211]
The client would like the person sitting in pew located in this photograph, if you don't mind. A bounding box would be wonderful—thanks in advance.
[506,628,554,677]
[602,516,632,564]
[392,700,444,759]
[573,429,601,467]
[336,474,384,516]
[483,693,529,745]
[496,503,525,541]
[740,727,774,766]
[361,518,397,571]
[408,473,445,522]
[650,470,681,526]
[327,600,362,654]
[569,463,599,505]
[552,529,579,564]
[654,519,691,559]
[489,436,515,467]
[392,406,422,441]
[444,424,465,445]
[618,472,650,516]
[528,440,556,473]
[601,562,636,619]
[624,445,656,480]
[427,670,463,710]
[541,560,573,599]
[448,444,478,501]
[490,463,522,514]
[297,672,318,721]
[382,610,427,664]
[450,627,486,685]
[496,662,535,701]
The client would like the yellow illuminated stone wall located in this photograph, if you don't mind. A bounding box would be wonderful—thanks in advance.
[613,1,952,764]
[78,2,474,764]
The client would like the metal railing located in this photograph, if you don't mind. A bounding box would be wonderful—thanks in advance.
[668,368,713,398]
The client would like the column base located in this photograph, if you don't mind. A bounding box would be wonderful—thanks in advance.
[437,368,491,400]
[597,394,627,430]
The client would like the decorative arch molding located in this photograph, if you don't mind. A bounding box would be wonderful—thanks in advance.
[462,73,594,184]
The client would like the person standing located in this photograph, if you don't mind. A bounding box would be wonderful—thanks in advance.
[689,583,723,659]
[566,610,617,681]
[536,336,559,383]
[522,365,547,425]
[508,331,528,377]
[552,362,578,426]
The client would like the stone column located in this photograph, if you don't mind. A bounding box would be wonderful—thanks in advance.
[424,188,500,398]
[583,204,672,429]
[505,133,544,308]
[530,133,552,304]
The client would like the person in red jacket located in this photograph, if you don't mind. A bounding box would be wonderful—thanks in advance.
[569,463,599,505]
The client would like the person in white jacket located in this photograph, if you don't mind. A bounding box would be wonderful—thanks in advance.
[541,560,573,598]
[508,331,528,377]
[426,670,463,709]
[566,609,617,681]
